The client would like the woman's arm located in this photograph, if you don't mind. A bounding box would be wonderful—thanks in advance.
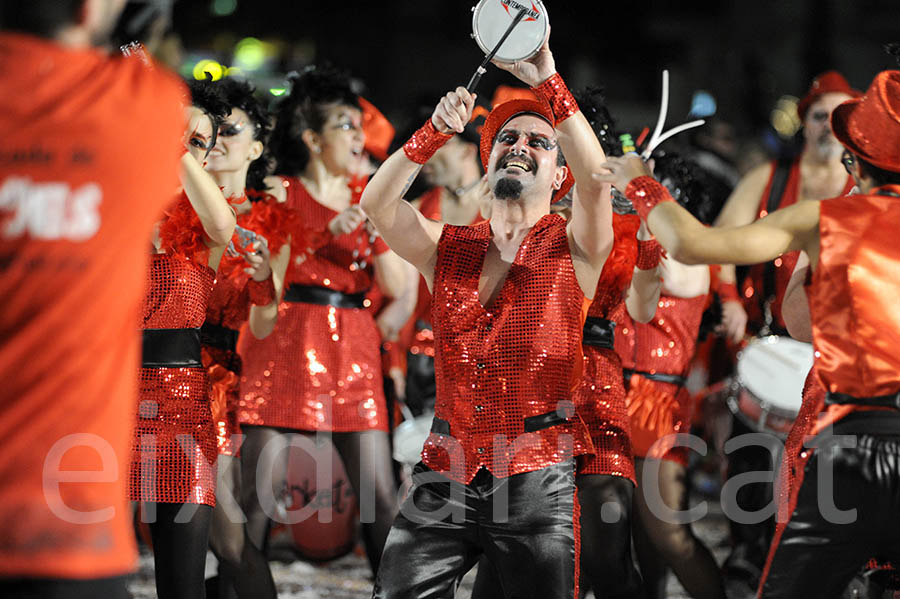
[248,242,291,339]
[782,251,812,342]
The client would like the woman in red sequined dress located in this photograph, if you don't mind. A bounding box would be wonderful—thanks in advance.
[237,66,405,574]
[613,154,727,599]
[201,77,289,599]
[131,80,236,599]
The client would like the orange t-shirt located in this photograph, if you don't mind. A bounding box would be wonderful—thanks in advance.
[0,33,185,579]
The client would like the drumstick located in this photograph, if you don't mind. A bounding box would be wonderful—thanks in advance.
[466,6,527,93]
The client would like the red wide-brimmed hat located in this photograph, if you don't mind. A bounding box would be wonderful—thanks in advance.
[359,97,394,162]
[831,70,900,173]
[797,70,861,120]
[479,98,574,203]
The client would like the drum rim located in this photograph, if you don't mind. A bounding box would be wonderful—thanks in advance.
[734,334,813,414]
[471,0,549,63]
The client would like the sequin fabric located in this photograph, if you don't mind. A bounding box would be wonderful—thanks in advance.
[532,73,578,123]
[202,195,292,454]
[624,176,675,222]
[616,293,707,466]
[403,119,452,165]
[424,214,594,483]
[739,161,854,333]
[577,214,639,480]
[131,252,218,505]
[635,237,662,270]
[238,178,387,432]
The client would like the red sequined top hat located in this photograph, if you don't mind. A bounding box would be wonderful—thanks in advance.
[479,98,574,203]
[797,70,862,120]
[359,97,394,161]
[831,70,900,173]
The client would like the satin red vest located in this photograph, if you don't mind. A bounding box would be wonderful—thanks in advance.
[421,214,593,483]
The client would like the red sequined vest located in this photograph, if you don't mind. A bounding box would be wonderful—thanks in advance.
[421,214,593,483]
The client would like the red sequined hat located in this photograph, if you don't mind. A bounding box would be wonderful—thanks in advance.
[797,70,861,120]
[831,70,900,173]
[359,97,394,162]
[479,98,574,203]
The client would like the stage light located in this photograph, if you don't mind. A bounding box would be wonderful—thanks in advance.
[689,91,717,118]
[234,37,266,71]
[193,59,224,81]
[211,0,238,17]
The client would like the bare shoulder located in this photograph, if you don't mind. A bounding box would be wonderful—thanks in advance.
[263,176,288,203]
[714,162,774,226]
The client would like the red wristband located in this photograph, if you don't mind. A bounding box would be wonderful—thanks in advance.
[635,238,662,270]
[718,282,741,303]
[247,275,275,306]
[625,176,676,222]
[531,73,578,124]
[403,119,452,165]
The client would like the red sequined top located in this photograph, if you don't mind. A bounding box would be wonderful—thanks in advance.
[205,195,293,330]
[809,188,900,398]
[616,292,708,378]
[282,177,388,293]
[741,160,853,332]
[144,195,215,328]
[423,214,593,483]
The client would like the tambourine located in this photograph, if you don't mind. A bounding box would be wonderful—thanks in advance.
[467,0,549,92]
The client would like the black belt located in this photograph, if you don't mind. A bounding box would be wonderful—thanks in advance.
[200,322,239,352]
[623,368,686,386]
[582,317,615,349]
[430,409,572,436]
[142,328,202,368]
[825,390,900,410]
[283,284,367,309]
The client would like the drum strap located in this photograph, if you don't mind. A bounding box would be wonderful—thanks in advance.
[623,368,686,386]
[825,390,900,410]
[760,158,793,333]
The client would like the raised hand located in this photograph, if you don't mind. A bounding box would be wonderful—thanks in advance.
[243,240,273,281]
[432,87,477,134]
[327,205,366,236]
[593,155,655,193]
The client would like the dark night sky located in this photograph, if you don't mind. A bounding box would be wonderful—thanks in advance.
[171,1,897,139]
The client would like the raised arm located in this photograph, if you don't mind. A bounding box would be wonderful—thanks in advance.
[595,155,821,267]
[712,164,770,342]
[624,223,662,323]
[360,89,476,288]
[494,34,613,291]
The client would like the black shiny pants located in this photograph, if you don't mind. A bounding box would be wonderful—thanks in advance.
[761,424,900,598]
[373,460,578,599]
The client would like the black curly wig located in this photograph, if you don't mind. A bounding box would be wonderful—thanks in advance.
[270,64,360,176]
[652,150,727,225]
[574,86,622,158]
[186,77,230,155]
[216,77,274,191]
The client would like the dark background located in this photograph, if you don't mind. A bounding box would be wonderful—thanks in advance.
[169,0,897,151]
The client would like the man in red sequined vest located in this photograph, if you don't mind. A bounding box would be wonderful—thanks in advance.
[361,33,615,599]
[596,69,900,599]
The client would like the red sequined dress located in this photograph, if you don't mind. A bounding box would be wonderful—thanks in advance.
[129,195,218,506]
[615,289,707,466]
[761,186,900,587]
[740,160,853,333]
[202,192,293,456]
[238,177,389,432]
[575,214,640,481]
[423,214,593,483]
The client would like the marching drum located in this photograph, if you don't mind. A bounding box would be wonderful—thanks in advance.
[471,0,549,64]
[268,437,359,562]
[727,336,814,438]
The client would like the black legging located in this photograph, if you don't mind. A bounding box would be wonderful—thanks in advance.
[0,576,130,599]
[240,425,397,574]
[208,454,276,599]
[146,501,213,599]
[471,474,643,599]
[632,458,725,599]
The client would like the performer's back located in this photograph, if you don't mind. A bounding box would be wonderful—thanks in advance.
[0,32,185,579]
